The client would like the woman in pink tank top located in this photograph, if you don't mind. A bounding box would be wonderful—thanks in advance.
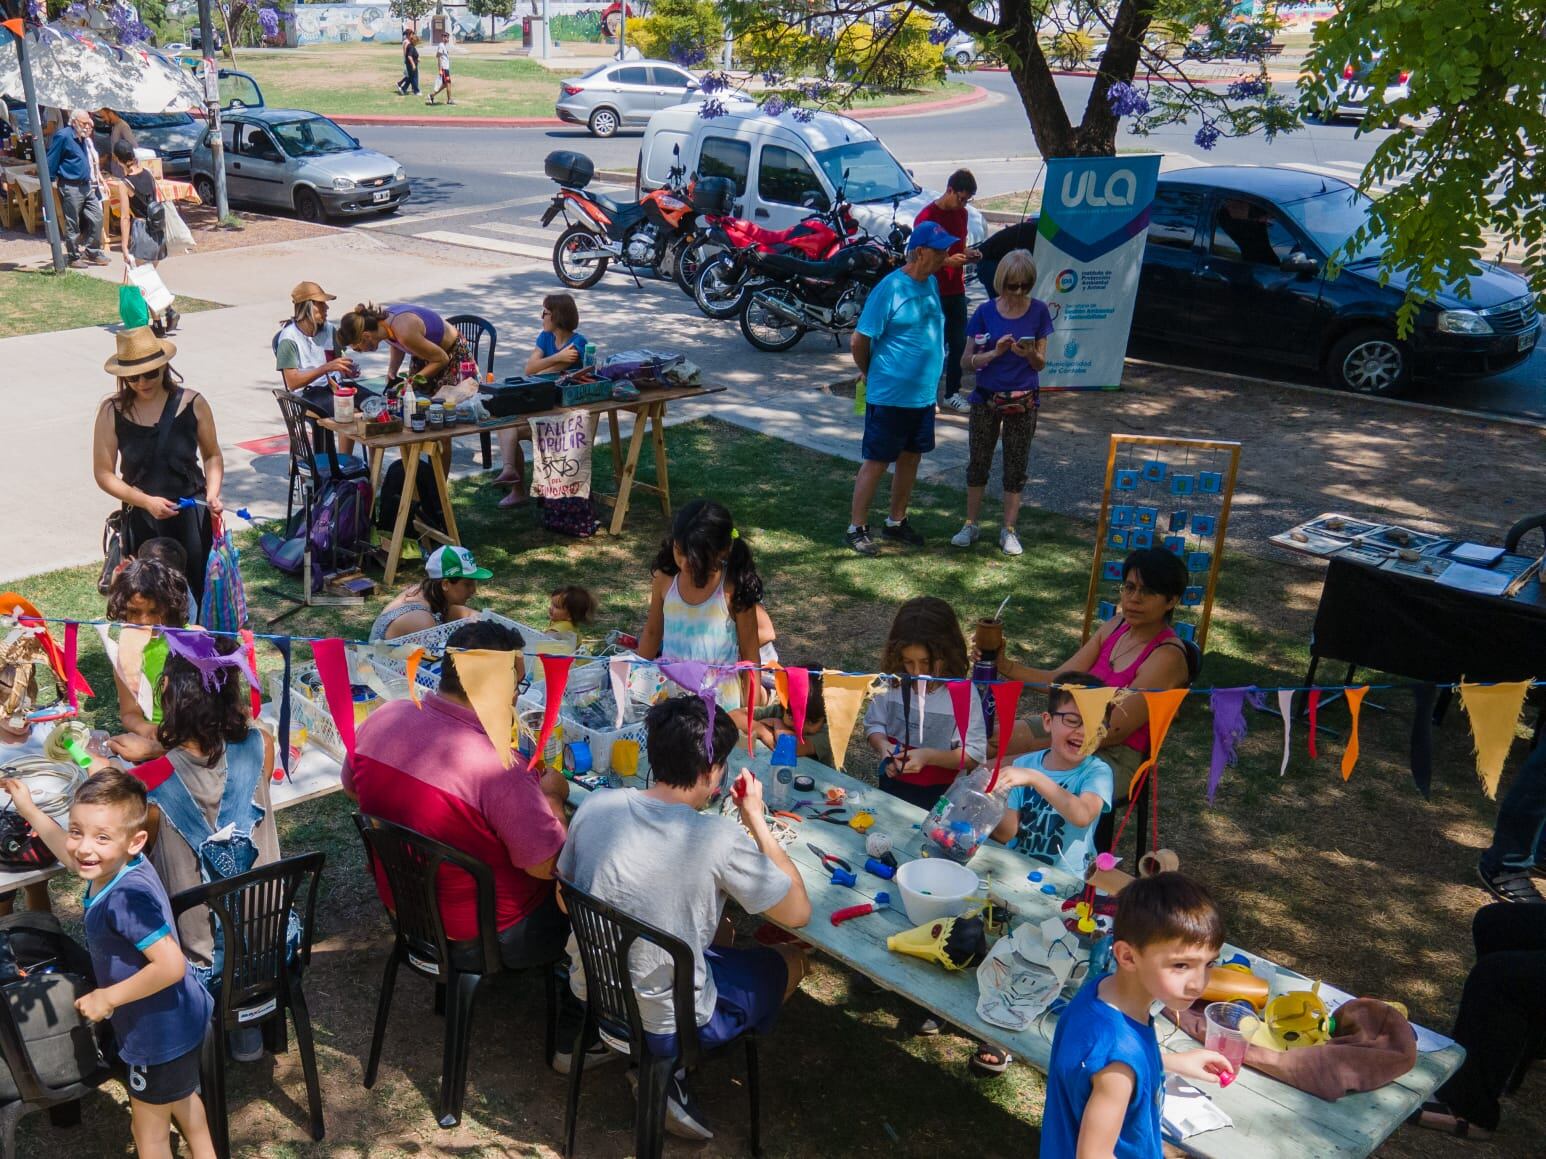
[994,548,1192,768]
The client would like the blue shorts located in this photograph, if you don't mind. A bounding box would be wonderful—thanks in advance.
[862,403,935,464]
[645,945,787,1057]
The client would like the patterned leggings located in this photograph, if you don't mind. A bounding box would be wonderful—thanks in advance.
[965,403,1039,492]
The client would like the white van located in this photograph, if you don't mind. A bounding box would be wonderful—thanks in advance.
[638,98,985,247]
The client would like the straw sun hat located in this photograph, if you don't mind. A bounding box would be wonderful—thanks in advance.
[104,326,176,377]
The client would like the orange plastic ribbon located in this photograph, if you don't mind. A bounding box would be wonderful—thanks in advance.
[1340,686,1368,781]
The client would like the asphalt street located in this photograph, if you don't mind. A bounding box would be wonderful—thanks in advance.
[348,70,1544,419]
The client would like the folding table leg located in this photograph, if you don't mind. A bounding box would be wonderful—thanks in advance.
[649,403,671,518]
[383,443,422,587]
[608,407,652,536]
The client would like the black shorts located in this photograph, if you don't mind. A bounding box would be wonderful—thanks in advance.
[861,403,935,463]
[126,1044,202,1105]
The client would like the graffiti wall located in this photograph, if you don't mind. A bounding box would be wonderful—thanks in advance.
[290,3,637,47]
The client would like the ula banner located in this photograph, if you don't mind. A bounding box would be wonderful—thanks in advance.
[1031,154,1161,391]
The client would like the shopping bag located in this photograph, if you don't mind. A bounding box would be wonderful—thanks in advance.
[127,262,174,314]
[199,511,248,632]
[162,201,196,255]
[118,274,150,329]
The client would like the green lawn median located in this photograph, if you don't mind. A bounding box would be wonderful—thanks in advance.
[0,269,221,340]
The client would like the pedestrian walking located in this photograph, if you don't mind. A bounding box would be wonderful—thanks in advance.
[914,168,981,413]
[46,112,107,267]
[396,30,421,96]
[427,37,454,105]
[844,220,957,556]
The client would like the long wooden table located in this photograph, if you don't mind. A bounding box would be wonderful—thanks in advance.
[320,383,721,587]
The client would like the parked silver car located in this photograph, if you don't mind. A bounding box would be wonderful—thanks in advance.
[1305,52,1413,123]
[555,59,701,138]
[189,109,410,221]
[91,110,202,177]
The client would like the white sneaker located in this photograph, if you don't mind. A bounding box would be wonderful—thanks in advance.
[950,523,980,548]
[941,395,971,414]
[1000,527,1024,556]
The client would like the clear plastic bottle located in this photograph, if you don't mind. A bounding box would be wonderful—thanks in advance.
[923,767,1002,864]
[771,766,793,809]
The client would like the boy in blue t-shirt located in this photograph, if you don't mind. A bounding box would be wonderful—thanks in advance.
[1042,873,1235,1159]
[2,768,216,1157]
[991,672,1114,877]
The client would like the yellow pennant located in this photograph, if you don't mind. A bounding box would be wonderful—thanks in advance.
[1067,685,1121,757]
[821,672,877,772]
[1340,686,1368,781]
[403,648,426,708]
[1459,680,1532,799]
[448,649,518,768]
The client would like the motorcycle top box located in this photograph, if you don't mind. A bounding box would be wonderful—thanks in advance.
[544,151,594,189]
[690,176,736,217]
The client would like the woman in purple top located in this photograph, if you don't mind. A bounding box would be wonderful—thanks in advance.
[950,249,1055,557]
[337,301,469,391]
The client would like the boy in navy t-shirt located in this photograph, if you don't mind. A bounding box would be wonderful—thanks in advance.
[1041,873,1235,1159]
[2,768,216,1157]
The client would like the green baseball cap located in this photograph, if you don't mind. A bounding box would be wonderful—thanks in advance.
[426,545,492,581]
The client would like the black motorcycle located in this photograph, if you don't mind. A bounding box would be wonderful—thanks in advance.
[736,226,907,352]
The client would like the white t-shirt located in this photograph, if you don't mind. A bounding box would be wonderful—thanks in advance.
[436,43,451,72]
[275,320,337,378]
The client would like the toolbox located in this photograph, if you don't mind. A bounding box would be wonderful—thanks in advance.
[482,376,559,418]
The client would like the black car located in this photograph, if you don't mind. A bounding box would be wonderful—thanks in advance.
[1130,166,1538,394]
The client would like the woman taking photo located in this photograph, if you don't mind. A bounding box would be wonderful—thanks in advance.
[496,292,589,507]
[950,249,1054,557]
[93,327,223,603]
[336,301,468,392]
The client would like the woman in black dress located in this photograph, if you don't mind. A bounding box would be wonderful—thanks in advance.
[92,327,224,601]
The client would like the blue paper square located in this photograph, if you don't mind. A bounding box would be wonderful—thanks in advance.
[1191,514,1216,537]
[1097,600,1117,621]
[1135,507,1158,528]
[1111,506,1133,527]
[1182,586,1204,606]
[1174,621,1197,643]
[1101,560,1123,582]
[1164,536,1185,556]
[1169,509,1188,532]
[1106,528,1128,551]
[1170,474,1195,495]
[1130,528,1154,549]
[1141,460,1168,484]
[1115,468,1140,491]
[1198,471,1223,494]
[1186,552,1211,573]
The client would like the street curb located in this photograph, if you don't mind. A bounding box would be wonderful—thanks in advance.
[324,84,990,129]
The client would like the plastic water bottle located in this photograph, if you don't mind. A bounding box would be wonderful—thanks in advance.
[772,766,793,809]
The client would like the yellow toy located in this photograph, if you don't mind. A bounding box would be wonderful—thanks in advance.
[1241,982,1333,1051]
[886,916,988,972]
[848,811,876,832]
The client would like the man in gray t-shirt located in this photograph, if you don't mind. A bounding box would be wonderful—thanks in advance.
[558,696,811,1141]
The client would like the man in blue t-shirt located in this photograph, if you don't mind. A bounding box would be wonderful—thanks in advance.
[845,219,956,556]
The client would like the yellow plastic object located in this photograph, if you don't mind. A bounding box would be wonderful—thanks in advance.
[1201,963,1269,1011]
[886,918,974,971]
[611,739,640,778]
[848,811,876,832]
[1243,982,1332,1051]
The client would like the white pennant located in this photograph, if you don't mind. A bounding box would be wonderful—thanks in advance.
[1278,689,1294,776]
[914,677,927,747]
[610,655,631,729]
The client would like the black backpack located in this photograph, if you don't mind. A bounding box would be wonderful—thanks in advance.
[0,912,111,1105]
[375,458,447,536]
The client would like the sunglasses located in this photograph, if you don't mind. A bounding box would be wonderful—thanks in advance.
[1003,282,1031,292]
[122,370,161,383]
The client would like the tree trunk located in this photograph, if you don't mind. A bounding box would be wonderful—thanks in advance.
[1000,10,1077,158]
[1075,0,1156,156]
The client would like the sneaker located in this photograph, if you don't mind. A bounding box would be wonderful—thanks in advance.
[912,1014,942,1037]
[1000,527,1023,556]
[1479,864,1545,903]
[87,253,110,266]
[663,1071,713,1140]
[163,308,180,334]
[950,522,980,548]
[940,394,970,414]
[845,525,878,556]
[881,518,925,547]
[551,1039,625,1076]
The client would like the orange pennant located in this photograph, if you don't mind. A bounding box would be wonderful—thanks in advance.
[403,647,426,707]
[1127,688,1189,799]
[2,19,23,39]
[1340,686,1368,781]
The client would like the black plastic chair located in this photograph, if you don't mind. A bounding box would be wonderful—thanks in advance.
[272,389,368,533]
[559,878,763,1159]
[0,974,113,1159]
[1505,512,1546,554]
[170,851,326,1156]
[353,813,558,1129]
[445,314,497,469]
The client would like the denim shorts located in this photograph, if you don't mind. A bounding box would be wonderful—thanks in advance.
[862,403,936,463]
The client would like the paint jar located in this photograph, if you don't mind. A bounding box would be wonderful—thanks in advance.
[332,384,356,423]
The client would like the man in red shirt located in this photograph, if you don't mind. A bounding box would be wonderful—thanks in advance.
[914,169,981,413]
[344,620,605,1071]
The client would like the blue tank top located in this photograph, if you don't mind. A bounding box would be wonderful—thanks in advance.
[386,304,447,349]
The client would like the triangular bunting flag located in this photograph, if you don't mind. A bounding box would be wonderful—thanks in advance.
[535,654,575,771]
[238,628,262,719]
[1458,679,1531,799]
[786,665,810,746]
[273,637,293,782]
[62,621,82,710]
[116,625,156,720]
[404,647,426,708]
[1206,687,1252,803]
[1409,683,1439,799]
[661,659,721,761]
[1277,689,1294,776]
[1340,686,1369,781]
[821,672,875,772]
[127,754,175,792]
[1068,685,1120,757]
[1307,689,1321,759]
[311,638,355,760]
[450,649,519,768]
[1127,688,1189,800]
[947,679,974,771]
[987,681,1024,791]
[609,654,630,728]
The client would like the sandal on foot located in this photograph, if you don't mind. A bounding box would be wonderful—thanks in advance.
[1478,865,1544,903]
[1416,1101,1492,1140]
[969,1044,1012,1076]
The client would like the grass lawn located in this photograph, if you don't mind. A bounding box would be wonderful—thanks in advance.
[0,269,220,339]
[978,188,1043,216]
[12,419,1541,1156]
[222,43,973,120]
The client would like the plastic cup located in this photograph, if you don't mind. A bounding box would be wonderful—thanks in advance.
[1203,1001,1250,1072]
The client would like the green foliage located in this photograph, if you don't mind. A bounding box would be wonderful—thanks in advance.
[631,0,722,67]
[467,0,515,40]
[832,9,945,92]
[1043,29,1095,70]
[1304,0,1546,334]
[388,0,435,27]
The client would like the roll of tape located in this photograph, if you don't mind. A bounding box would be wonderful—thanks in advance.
[564,741,593,775]
[611,739,640,778]
[1138,848,1181,877]
[793,774,815,793]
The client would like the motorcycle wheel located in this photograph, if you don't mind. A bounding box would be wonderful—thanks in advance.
[740,284,807,352]
[553,224,609,290]
[695,253,753,320]
[675,237,721,296]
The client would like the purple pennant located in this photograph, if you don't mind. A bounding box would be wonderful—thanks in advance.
[161,627,260,692]
[659,659,721,762]
[1207,687,1261,804]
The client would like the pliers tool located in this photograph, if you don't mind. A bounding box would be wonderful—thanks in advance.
[806,843,858,887]
[797,802,851,826]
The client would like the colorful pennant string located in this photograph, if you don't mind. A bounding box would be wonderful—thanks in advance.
[1068,685,1121,758]
[1340,686,1369,781]
[1207,687,1253,803]
[450,649,519,768]
[821,672,874,772]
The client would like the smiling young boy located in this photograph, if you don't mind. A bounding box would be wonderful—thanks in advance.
[1042,872,1235,1159]
[1,768,216,1159]
[991,671,1114,877]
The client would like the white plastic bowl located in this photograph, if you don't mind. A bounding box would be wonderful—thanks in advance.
[895,858,980,925]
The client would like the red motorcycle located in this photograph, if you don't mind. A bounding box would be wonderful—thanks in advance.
[541,147,700,289]
[690,197,862,320]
